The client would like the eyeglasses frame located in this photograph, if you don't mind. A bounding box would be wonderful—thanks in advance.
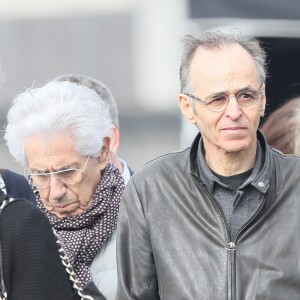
[185,85,263,112]
[27,155,91,188]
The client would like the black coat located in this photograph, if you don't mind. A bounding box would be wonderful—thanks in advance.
[0,197,80,300]
[0,169,35,203]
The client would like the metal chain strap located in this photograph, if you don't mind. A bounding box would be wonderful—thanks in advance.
[52,229,94,300]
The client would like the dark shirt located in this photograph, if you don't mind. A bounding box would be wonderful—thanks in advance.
[212,168,253,190]
[197,140,268,240]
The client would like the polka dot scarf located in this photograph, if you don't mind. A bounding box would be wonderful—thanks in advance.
[34,163,125,286]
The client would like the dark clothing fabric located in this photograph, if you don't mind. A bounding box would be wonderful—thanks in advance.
[83,281,107,300]
[211,168,253,190]
[116,130,300,300]
[0,169,35,203]
[0,197,80,300]
[197,139,265,239]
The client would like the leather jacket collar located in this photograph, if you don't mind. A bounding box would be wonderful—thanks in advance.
[189,130,271,194]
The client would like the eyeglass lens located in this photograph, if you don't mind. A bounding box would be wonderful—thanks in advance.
[205,89,261,112]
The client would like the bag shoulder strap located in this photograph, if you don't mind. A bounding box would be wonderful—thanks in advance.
[52,229,95,300]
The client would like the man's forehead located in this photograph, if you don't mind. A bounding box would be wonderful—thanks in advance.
[189,44,259,92]
[26,155,85,172]
[24,135,84,167]
[24,134,76,153]
[191,44,255,70]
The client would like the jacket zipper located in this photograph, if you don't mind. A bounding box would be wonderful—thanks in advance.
[230,196,266,299]
[192,173,267,300]
[192,174,233,299]
[201,185,234,300]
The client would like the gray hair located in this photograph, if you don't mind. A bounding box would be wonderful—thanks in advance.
[53,74,119,128]
[4,81,113,164]
[180,30,267,94]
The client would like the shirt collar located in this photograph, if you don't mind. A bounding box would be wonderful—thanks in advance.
[119,158,131,185]
[196,136,268,194]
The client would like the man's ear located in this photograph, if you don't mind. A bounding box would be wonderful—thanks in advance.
[98,137,111,169]
[110,126,120,155]
[260,84,267,117]
[178,94,196,124]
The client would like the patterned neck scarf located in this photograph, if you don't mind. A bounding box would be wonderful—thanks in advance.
[33,163,125,286]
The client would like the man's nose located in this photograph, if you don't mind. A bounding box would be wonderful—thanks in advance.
[224,95,242,119]
[49,175,66,199]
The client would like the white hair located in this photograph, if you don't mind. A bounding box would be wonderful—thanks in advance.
[5,81,113,164]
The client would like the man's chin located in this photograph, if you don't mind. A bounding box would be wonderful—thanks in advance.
[50,202,81,218]
[220,142,251,154]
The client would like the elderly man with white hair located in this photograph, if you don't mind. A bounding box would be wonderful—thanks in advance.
[5,81,125,300]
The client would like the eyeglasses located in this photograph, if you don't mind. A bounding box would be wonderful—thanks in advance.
[185,87,262,112]
[28,156,90,188]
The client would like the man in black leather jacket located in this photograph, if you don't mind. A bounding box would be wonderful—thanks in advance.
[116,30,300,299]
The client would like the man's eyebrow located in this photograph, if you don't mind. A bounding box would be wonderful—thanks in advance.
[53,165,77,172]
[30,168,49,174]
[208,86,254,98]
[237,86,253,93]
[30,164,78,173]
[208,91,226,98]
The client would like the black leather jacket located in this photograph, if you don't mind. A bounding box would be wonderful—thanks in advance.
[117,131,300,299]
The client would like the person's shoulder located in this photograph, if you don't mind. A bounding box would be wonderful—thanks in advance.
[1,168,23,180]
[1,169,30,188]
[0,169,36,203]
[132,148,190,179]
[269,146,300,169]
[269,146,300,160]
[1,199,39,221]
[0,199,47,242]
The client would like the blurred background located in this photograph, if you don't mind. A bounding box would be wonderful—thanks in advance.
[0,0,300,173]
